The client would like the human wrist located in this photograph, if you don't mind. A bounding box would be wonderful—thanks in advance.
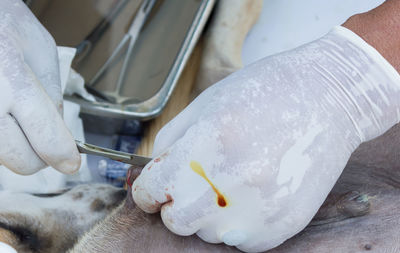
[343,0,400,73]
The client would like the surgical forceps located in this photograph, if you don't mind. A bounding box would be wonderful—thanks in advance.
[87,0,157,94]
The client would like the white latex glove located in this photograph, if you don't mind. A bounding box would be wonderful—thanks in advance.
[132,26,400,252]
[0,0,80,175]
[0,242,17,253]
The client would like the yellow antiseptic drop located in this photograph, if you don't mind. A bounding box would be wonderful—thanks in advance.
[190,161,227,207]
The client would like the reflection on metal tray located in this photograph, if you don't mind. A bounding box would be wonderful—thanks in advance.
[66,0,215,120]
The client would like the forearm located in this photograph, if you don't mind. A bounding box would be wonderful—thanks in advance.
[343,0,400,73]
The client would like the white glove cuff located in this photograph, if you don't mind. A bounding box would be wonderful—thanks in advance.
[321,26,400,142]
[333,26,400,86]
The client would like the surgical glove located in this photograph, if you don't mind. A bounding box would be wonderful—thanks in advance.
[132,26,400,252]
[0,0,80,175]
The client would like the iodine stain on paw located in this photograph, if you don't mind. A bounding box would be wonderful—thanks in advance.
[190,161,227,207]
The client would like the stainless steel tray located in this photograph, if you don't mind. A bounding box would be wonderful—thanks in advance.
[65,0,215,120]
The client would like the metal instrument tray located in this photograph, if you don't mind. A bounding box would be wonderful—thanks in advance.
[65,0,215,120]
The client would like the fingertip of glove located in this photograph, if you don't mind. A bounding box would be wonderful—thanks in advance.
[0,155,46,176]
[160,204,198,237]
[0,241,18,253]
[53,151,81,175]
[131,180,162,214]
[220,230,247,246]
[8,164,44,176]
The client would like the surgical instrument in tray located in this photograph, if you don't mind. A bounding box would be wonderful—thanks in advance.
[87,0,157,101]
[74,0,129,64]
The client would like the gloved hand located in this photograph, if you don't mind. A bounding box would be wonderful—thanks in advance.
[132,26,400,252]
[0,0,80,175]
